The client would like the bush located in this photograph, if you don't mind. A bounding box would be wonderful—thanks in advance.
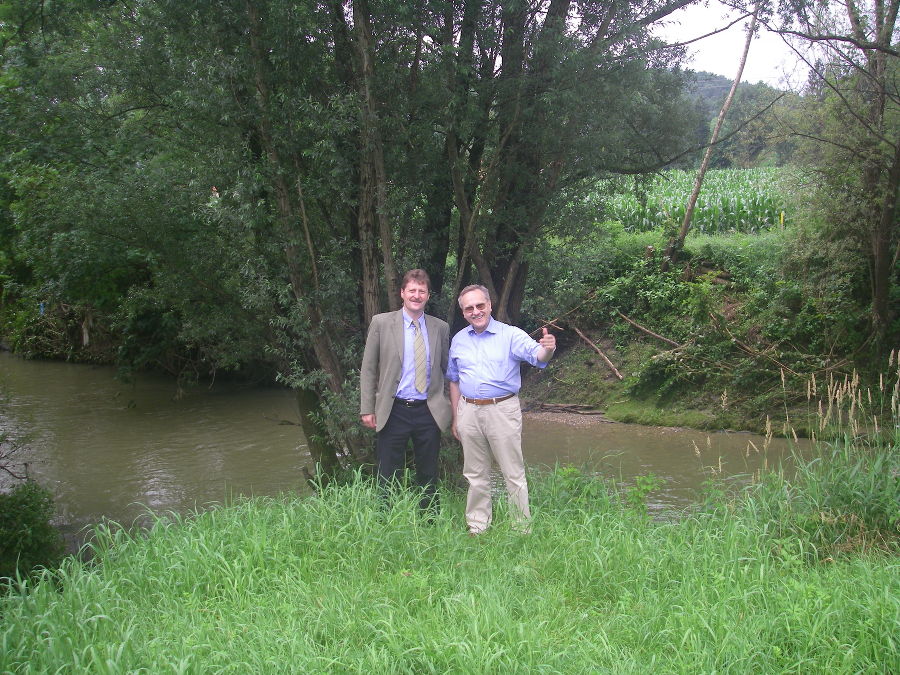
[0,481,64,581]
[684,231,785,287]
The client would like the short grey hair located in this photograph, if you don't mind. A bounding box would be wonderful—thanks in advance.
[457,284,491,308]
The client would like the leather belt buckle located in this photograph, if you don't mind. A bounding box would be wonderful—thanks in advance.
[395,398,426,407]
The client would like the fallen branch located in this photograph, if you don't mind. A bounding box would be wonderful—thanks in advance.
[572,326,624,380]
[616,311,680,347]
[539,319,566,334]
[710,313,800,376]
[531,318,623,380]
[529,292,598,338]
[533,402,607,415]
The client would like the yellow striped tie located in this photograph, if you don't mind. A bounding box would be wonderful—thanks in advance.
[413,321,427,393]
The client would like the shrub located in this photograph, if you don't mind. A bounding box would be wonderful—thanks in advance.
[0,481,64,581]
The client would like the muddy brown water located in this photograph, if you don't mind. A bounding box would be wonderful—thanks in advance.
[1,352,803,547]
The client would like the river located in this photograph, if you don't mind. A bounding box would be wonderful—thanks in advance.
[1,352,803,545]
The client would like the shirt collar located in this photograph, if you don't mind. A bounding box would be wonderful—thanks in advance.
[402,309,424,327]
[467,317,498,335]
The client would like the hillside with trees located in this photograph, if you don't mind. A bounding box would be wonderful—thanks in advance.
[684,71,801,167]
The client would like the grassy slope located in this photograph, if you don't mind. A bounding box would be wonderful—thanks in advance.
[2,476,897,673]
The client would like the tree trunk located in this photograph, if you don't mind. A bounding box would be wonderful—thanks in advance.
[422,163,453,296]
[328,0,372,326]
[353,0,399,311]
[442,0,495,317]
[495,158,563,322]
[871,138,900,342]
[295,388,342,476]
[478,0,571,322]
[662,3,759,272]
[859,1,898,343]
[245,1,346,475]
[357,148,383,326]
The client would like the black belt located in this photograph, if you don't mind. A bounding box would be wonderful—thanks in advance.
[462,393,515,405]
[394,398,428,407]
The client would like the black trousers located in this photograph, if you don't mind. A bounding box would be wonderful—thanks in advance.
[376,399,441,511]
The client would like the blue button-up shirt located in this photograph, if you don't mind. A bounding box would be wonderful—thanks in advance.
[447,317,546,399]
[395,310,431,400]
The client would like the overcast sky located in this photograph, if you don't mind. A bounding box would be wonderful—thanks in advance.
[657,3,807,89]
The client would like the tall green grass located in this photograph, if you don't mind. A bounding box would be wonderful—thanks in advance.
[603,168,787,234]
[745,355,900,558]
[2,467,897,673]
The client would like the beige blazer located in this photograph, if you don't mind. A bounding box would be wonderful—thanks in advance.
[360,310,452,433]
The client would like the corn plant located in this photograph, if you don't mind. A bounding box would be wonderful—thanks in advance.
[602,168,788,234]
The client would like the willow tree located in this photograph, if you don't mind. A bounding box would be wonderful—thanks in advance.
[1,0,706,477]
[2,0,368,472]
[439,0,699,323]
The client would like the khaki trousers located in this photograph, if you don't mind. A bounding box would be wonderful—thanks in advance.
[457,395,530,533]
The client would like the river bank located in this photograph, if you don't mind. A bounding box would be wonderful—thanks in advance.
[0,303,832,439]
[520,327,817,436]
[1,350,807,534]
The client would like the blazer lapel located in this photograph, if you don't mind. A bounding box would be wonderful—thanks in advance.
[391,310,405,364]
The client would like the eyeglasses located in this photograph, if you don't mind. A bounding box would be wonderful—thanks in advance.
[462,302,487,315]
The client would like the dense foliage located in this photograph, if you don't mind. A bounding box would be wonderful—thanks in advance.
[0,413,62,583]
[0,0,708,472]
[522,158,887,427]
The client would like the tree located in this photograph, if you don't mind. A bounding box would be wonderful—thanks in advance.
[440,0,700,324]
[662,1,761,272]
[0,0,707,477]
[2,0,365,471]
[767,0,899,345]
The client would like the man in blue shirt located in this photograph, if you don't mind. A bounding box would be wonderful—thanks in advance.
[447,284,556,534]
[360,270,452,512]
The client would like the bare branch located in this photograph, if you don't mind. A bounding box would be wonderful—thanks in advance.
[572,325,624,380]
[617,311,681,347]
[774,28,899,58]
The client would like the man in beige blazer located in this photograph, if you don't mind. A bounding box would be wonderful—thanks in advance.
[360,269,452,512]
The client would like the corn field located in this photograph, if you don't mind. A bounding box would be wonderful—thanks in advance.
[604,168,788,234]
